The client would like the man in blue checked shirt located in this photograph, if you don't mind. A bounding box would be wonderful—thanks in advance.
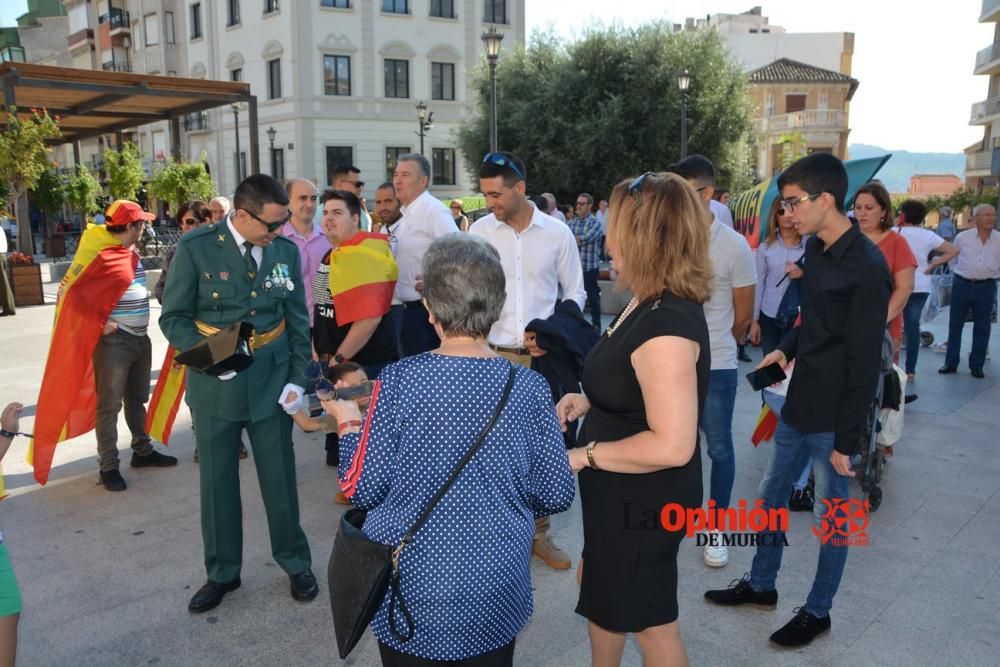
[569,193,604,329]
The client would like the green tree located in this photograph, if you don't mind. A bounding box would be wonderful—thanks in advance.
[147,155,216,214]
[776,132,808,171]
[64,165,103,222]
[31,166,67,234]
[456,25,754,200]
[104,141,145,201]
[0,106,62,252]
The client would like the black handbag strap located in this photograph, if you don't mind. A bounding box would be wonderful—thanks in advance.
[387,361,517,642]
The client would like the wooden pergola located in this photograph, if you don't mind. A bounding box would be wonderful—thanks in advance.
[0,62,259,172]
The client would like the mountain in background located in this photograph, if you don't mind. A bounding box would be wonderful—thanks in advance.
[848,144,965,193]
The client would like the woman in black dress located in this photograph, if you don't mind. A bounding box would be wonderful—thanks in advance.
[556,172,713,666]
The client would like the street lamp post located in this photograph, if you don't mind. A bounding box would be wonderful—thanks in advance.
[231,101,246,181]
[677,69,691,160]
[266,126,277,176]
[481,25,504,153]
[415,101,434,155]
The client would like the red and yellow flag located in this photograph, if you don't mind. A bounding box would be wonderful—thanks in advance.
[329,231,398,326]
[29,223,136,485]
[750,404,779,447]
[145,346,187,445]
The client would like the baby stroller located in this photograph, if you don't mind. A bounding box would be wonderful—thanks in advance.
[854,332,897,511]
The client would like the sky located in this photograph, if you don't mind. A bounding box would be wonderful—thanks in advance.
[1,1,991,154]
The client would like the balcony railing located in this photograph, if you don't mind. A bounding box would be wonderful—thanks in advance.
[101,60,133,72]
[970,95,1000,123]
[183,111,209,132]
[0,46,26,63]
[98,8,131,30]
[982,0,1000,21]
[759,109,846,134]
[975,42,1000,72]
[966,150,993,172]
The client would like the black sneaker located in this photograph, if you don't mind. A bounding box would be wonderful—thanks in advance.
[770,607,831,647]
[789,487,814,512]
[130,450,178,468]
[704,573,777,608]
[99,469,127,492]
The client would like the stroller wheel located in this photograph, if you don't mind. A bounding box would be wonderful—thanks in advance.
[868,486,883,512]
[920,331,934,347]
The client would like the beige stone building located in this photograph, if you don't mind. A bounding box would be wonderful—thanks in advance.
[746,58,858,179]
[965,0,1000,188]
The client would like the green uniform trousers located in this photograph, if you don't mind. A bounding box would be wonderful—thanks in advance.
[194,409,311,583]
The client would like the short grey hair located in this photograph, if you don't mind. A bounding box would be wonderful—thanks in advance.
[210,196,231,212]
[422,235,505,339]
[938,206,952,217]
[973,203,995,217]
[397,153,430,179]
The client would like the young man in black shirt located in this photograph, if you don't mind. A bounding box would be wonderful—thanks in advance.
[704,153,891,647]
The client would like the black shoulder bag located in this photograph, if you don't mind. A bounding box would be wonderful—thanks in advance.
[328,363,517,659]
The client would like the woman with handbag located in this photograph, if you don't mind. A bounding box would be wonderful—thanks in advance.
[749,199,806,357]
[555,172,712,667]
[326,233,575,666]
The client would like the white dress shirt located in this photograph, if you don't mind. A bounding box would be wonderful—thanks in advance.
[710,198,734,229]
[227,214,262,268]
[470,203,586,347]
[393,190,457,303]
[953,228,1000,281]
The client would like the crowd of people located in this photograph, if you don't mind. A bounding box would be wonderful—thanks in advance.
[2,144,999,667]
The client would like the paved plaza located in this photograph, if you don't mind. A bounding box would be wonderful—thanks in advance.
[0,280,998,666]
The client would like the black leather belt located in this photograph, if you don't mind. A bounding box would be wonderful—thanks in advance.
[955,275,996,284]
[403,300,424,309]
[490,343,530,355]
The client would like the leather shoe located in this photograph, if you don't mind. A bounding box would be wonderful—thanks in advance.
[188,578,241,613]
[938,366,957,374]
[971,369,985,379]
[290,569,319,602]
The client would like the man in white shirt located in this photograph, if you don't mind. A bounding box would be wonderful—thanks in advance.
[470,151,586,571]
[941,203,1000,378]
[392,153,457,355]
[542,193,566,222]
[0,220,14,316]
[670,156,756,569]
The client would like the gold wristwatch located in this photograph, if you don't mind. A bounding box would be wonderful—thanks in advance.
[586,441,601,470]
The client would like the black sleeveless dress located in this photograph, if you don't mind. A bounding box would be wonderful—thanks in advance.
[575,292,709,632]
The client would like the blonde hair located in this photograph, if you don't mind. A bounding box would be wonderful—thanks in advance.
[606,172,713,304]
[763,197,801,247]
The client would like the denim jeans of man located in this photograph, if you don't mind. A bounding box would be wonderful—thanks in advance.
[582,268,602,329]
[93,329,155,471]
[945,276,996,373]
[902,292,929,375]
[700,368,738,508]
[748,421,851,618]
[758,313,795,358]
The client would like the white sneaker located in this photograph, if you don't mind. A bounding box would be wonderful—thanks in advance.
[703,530,729,567]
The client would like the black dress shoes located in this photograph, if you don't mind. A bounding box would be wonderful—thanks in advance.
[189,579,241,613]
[289,569,319,602]
[938,366,957,374]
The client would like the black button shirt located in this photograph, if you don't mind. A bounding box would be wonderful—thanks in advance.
[777,224,892,455]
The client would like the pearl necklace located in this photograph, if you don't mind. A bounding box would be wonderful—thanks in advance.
[605,297,640,337]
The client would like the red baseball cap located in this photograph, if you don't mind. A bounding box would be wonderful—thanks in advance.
[105,200,155,226]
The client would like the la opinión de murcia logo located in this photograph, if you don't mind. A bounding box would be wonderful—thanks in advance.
[623,500,792,547]
[812,498,870,547]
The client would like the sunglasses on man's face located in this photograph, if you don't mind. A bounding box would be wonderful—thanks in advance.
[241,208,291,233]
[481,152,526,182]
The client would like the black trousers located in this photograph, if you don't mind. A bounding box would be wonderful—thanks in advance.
[378,640,515,667]
[401,300,441,356]
[583,268,602,328]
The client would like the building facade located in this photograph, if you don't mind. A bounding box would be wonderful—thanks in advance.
[965,0,1000,188]
[183,0,525,199]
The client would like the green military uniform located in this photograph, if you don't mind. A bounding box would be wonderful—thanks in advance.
[160,219,312,584]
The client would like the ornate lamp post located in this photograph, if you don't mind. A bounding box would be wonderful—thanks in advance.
[481,25,504,153]
[677,69,691,160]
[414,101,434,155]
[230,101,247,180]
[266,126,277,176]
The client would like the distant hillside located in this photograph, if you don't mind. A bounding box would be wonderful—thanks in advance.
[848,144,964,193]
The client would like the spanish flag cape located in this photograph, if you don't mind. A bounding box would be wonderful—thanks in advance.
[329,231,398,326]
[144,346,186,445]
[29,223,136,485]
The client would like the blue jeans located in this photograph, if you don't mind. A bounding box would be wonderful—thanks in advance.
[582,268,602,329]
[749,422,851,618]
[945,276,996,372]
[700,369,737,508]
[903,292,929,375]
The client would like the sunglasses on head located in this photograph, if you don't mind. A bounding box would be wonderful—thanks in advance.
[481,152,525,182]
[241,208,291,233]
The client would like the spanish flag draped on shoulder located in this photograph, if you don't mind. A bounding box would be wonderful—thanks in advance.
[29,223,136,484]
[329,231,398,326]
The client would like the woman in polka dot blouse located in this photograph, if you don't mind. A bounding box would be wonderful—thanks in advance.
[328,234,575,665]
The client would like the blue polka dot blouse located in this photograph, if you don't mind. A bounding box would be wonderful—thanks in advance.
[338,353,576,661]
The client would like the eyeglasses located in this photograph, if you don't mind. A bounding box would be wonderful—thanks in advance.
[241,208,291,233]
[779,193,823,212]
[355,181,365,189]
[481,152,525,182]
[181,217,198,226]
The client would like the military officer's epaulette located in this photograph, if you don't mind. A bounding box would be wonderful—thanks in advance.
[270,233,297,250]
[177,222,221,246]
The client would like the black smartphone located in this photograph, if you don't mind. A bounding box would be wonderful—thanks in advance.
[746,363,787,391]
